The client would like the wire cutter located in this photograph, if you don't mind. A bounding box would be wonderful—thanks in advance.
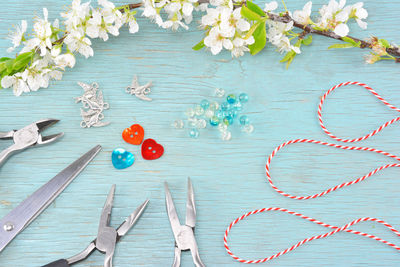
[43,185,149,267]
[0,118,63,166]
[165,178,206,267]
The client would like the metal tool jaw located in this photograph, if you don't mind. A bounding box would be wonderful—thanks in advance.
[44,185,149,267]
[0,119,63,166]
[165,178,205,267]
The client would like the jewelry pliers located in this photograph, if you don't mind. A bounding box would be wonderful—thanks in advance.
[165,178,206,267]
[0,118,63,166]
[42,185,149,267]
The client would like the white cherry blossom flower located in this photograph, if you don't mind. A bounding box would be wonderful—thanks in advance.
[346,2,368,29]
[142,0,163,26]
[264,1,278,12]
[32,8,53,56]
[162,19,189,30]
[231,36,254,57]
[54,53,76,68]
[7,20,27,53]
[201,7,223,27]
[1,73,30,96]
[293,1,312,25]
[220,7,250,37]
[61,0,91,31]
[122,11,139,33]
[64,29,93,58]
[204,27,233,55]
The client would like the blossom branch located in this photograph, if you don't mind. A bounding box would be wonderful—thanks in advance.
[264,11,400,60]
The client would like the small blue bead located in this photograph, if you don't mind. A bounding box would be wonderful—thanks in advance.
[210,116,220,126]
[226,94,237,104]
[239,93,249,103]
[189,128,199,138]
[200,99,210,110]
[239,115,250,125]
[231,109,238,118]
[221,102,231,111]
[223,115,233,125]
[216,110,224,119]
[234,102,243,111]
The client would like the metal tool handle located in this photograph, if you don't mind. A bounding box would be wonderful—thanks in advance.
[0,144,18,167]
[41,259,70,267]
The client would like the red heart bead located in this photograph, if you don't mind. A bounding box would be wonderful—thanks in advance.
[122,124,144,145]
[141,139,164,160]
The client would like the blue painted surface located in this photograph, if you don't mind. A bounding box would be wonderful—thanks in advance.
[0,0,400,266]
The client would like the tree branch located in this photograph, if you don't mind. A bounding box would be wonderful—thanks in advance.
[265,11,400,59]
[54,1,400,61]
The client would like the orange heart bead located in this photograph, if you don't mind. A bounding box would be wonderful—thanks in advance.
[122,124,144,145]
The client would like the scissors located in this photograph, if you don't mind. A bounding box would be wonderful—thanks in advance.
[42,185,149,267]
[0,119,63,167]
[165,178,206,267]
[0,145,101,252]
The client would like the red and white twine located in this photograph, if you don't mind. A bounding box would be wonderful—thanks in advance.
[224,207,400,264]
[224,82,400,263]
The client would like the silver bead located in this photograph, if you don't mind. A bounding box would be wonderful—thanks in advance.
[196,119,207,129]
[215,88,225,98]
[194,105,204,116]
[185,108,195,118]
[241,124,254,134]
[221,131,232,141]
[204,109,214,118]
[217,123,227,132]
[173,119,184,129]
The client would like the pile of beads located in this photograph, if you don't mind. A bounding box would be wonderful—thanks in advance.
[173,88,254,141]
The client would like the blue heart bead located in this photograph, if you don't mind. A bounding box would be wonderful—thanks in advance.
[112,148,135,169]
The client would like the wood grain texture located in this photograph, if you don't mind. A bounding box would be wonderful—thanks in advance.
[0,0,400,266]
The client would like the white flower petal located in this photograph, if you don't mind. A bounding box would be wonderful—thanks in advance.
[334,23,349,37]
[264,1,278,12]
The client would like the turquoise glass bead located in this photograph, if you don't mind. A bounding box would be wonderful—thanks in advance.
[234,102,242,111]
[239,115,250,125]
[209,101,219,111]
[239,93,249,103]
[226,94,237,104]
[189,128,200,138]
[231,109,238,118]
[210,116,220,126]
[223,115,233,126]
[221,102,231,111]
[216,110,224,119]
[200,99,210,110]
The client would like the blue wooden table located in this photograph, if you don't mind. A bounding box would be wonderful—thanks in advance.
[1,0,400,266]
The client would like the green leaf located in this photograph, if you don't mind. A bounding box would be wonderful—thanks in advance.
[328,43,354,49]
[342,36,356,45]
[241,5,261,21]
[192,40,205,51]
[5,59,14,73]
[280,51,297,68]
[0,57,11,63]
[302,35,312,46]
[244,21,260,39]
[248,21,267,55]
[280,50,295,63]
[378,39,390,48]
[246,1,266,17]
[12,52,33,71]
